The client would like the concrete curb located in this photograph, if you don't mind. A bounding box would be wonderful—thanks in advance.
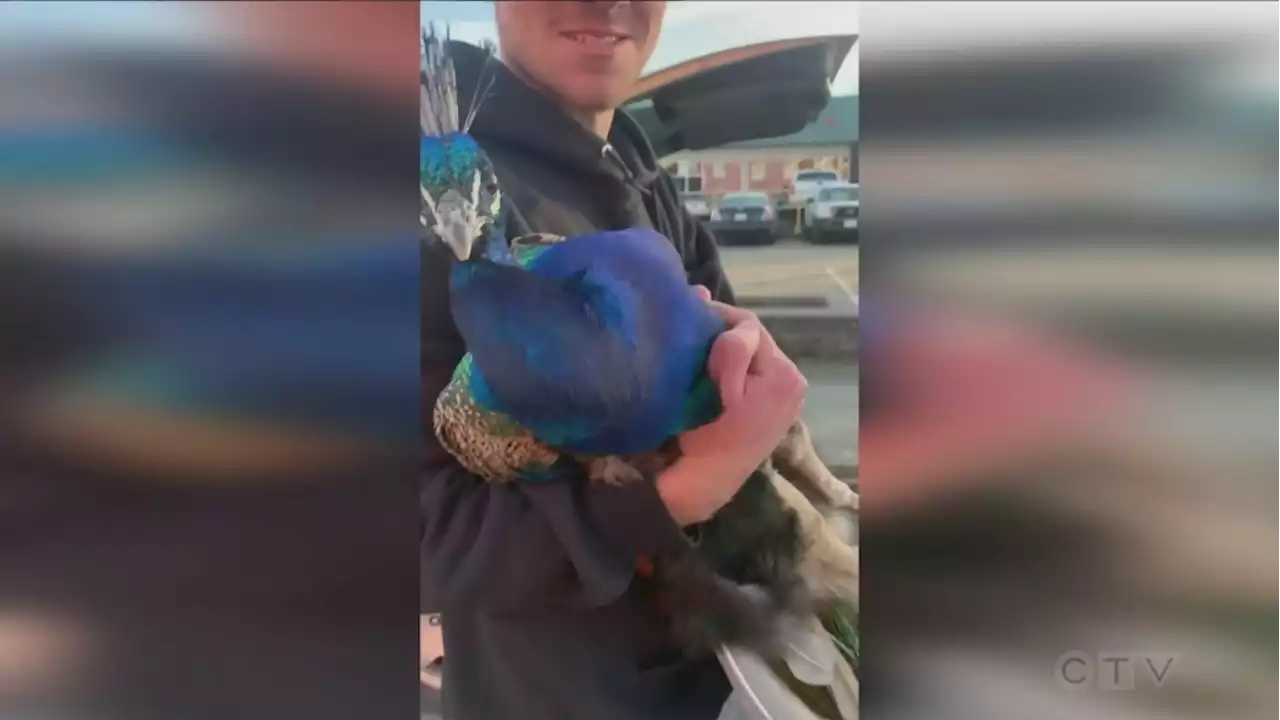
[736,295,831,309]
[756,309,858,363]
[737,294,858,363]
[830,465,858,484]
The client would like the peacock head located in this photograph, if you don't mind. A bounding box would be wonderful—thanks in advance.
[421,132,504,262]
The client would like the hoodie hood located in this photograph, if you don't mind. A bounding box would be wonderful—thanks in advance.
[446,41,666,235]
[448,40,662,186]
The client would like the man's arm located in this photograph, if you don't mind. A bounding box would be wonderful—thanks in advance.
[419,249,690,614]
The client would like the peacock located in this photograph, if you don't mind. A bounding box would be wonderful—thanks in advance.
[420,26,858,719]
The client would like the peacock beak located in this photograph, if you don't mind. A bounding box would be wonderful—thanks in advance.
[423,186,480,261]
[440,221,475,262]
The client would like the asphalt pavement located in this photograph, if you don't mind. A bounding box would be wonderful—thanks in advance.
[721,241,858,473]
[797,361,858,475]
[719,240,858,308]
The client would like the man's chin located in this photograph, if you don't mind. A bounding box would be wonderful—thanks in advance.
[561,82,628,115]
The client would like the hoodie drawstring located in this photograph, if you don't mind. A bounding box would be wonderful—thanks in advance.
[601,142,676,240]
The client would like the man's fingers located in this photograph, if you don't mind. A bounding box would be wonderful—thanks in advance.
[692,285,712,303]
[747,333,774,375]
[707,322,762,408]
[706,299,758,328]
[742,321,789,376]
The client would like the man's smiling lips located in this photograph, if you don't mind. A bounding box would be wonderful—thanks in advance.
[559,28,633,52]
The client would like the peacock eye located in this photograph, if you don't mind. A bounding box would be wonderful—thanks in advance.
[485,182,499,195]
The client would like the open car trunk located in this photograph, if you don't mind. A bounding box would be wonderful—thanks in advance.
[624,34,857,158]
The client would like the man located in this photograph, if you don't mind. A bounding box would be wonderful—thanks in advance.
[420,2,808,718]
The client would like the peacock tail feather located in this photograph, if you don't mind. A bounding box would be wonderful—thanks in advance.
[823,599,860,671]
[767,657,847,720]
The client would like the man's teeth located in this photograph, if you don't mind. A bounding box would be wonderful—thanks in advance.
[567,33,622,44]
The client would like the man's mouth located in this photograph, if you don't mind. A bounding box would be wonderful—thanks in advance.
[561,30,631,50]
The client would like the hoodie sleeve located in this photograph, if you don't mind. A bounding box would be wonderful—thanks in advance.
[419,248,690,614]
[651,169,738,305]
[676,192,738,306]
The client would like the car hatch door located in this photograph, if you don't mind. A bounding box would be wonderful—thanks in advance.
[625,34,857,158]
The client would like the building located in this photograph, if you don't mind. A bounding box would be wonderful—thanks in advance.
[659,95,858,201]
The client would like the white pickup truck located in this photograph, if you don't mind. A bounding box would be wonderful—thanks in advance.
[803,181,859,244]
[789,170,842,206]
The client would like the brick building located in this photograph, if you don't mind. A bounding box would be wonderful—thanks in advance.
[660,95,858,201]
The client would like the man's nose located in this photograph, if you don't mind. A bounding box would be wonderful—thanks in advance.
[579,1,630,15]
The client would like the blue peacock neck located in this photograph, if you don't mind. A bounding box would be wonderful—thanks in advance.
[479,223,515,265]
[448,223,517,293]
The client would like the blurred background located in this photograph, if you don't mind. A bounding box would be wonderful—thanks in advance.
[858,2,1276,720]
[0,3,422,719]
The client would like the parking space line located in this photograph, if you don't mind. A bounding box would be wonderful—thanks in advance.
[825,265,859,310]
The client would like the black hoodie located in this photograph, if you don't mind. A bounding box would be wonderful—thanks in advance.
[420,43,736,719]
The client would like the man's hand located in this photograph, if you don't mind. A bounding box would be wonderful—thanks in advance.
[656,286,808,526]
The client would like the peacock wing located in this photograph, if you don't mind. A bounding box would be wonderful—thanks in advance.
[781,614,839,687]
[717,645,838,720]
[433,353,561,483]
[781,613,859,718]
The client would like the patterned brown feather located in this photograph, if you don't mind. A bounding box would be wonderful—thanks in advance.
[432,357,561,483]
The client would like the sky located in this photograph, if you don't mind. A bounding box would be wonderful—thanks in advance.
[0,1,208,47]
[0,1,859,94]
[422,1,860,95]
[5,1,1272,98]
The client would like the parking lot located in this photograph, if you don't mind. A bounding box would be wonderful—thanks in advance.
[720,240,859,476]
[720,240,859,306]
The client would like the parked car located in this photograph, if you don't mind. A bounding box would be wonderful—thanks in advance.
[681,191,713,223]
[804,181,859,244]
[709,191,777,246]
[790,169,842,206]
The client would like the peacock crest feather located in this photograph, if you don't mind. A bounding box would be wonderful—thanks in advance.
[420,24,504,257]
